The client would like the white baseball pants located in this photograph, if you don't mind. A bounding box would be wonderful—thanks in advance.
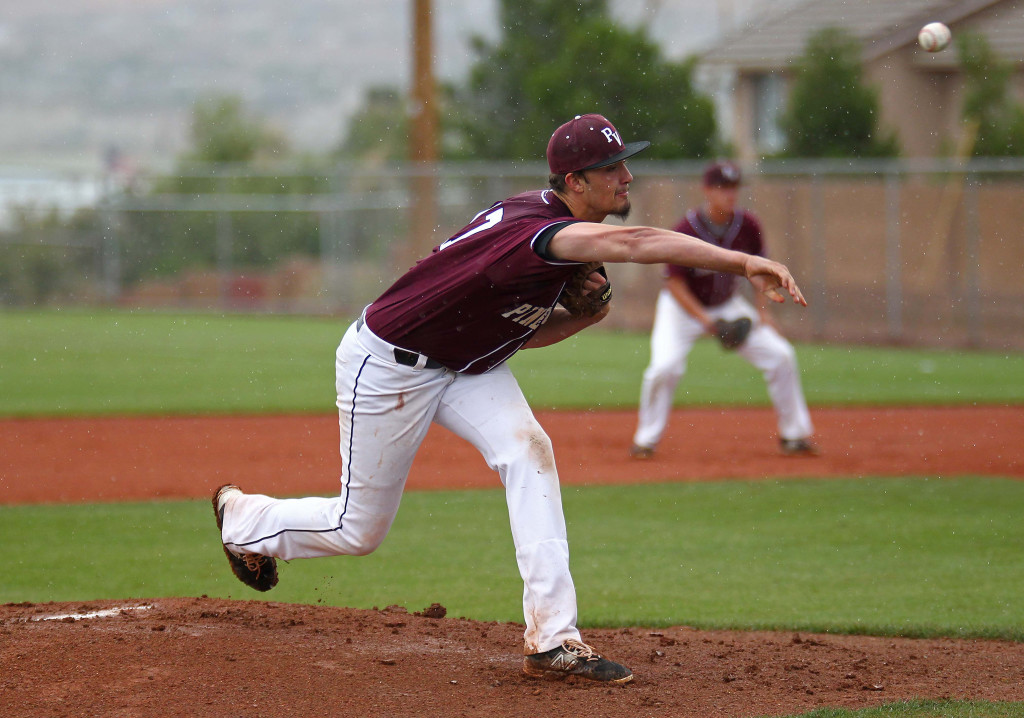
[633,290,813,449]
[220,318,580,655]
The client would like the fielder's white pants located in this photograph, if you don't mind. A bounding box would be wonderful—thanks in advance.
[220,319,579,655]
[632,291,813,449]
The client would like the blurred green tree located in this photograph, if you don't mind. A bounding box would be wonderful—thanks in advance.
[450,0,716,161]
[138,95,324,278]
[780,27,898,158]
[957,32,1024,156]
[0,208,98,305]
[337,0,716,162]
[184,94,289,164]
[334,86,409,163]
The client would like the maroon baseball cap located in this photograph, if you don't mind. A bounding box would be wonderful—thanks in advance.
[546,114,650,174]
[702,160,742,187]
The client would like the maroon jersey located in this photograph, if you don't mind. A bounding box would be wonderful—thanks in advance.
[365,189,584,374]
[666,208,764,307]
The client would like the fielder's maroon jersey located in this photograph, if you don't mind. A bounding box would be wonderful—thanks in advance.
[364,189,584,374]
[666,208,764,307]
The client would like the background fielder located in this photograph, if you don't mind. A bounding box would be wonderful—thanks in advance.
[213,116,807,685]
[631,160,819,458]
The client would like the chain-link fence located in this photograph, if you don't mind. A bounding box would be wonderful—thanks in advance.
[2,158,1022,350]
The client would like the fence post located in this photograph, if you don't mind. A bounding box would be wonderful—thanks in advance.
[326,168,354,313]
[885,169,903,342]
[810,173,827,340]
[964,174,981,348]
[216,210,232,307]
[100,203,121,304]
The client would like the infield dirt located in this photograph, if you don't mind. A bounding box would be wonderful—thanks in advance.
[2,406,1023,717]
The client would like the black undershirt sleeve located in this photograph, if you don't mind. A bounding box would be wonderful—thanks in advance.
[533,220,583,261]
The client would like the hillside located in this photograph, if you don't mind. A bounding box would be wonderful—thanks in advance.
[0,0,788,171]
[0,0,496,169]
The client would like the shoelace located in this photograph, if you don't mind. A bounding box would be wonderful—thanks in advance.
[562,639,600,661]
[241,554,266,576]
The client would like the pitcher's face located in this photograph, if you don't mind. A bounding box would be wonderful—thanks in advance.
[579,160,634,221]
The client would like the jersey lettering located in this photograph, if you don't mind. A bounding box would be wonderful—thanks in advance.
[439,207,504,251]
[502,303,552,330]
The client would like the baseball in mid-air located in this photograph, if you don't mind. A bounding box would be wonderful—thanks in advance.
[918,22,952,52]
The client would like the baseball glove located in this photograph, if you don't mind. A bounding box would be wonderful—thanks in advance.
[558,262,613,318]
[713,317,752,350]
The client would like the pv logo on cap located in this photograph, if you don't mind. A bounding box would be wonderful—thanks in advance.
[600,127,623,147]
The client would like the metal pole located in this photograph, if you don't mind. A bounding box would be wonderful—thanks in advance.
[964,175,981,347]
[216,211,232,307]
[408,0,439,265]
[410,0,438,165]
[811,174,827,339]
[100,204,122,304]
[885,170,903,341]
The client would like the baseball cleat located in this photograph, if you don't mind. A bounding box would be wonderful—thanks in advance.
[629,444,655,459]
[523,639,633,684]
[779,438,821,457]
[212,484,278,592]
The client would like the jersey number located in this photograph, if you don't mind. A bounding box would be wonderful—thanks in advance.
[439,207,503,251]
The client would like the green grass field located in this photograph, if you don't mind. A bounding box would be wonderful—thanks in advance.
[3,309,1022,718]
[4,477,1021,641]
[2,308,1023,416]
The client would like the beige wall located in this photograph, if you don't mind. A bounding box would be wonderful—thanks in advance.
[868,51,960,157]
[612,171,1024,350]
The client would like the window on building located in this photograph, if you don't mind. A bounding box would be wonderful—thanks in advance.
[752,73,786,154]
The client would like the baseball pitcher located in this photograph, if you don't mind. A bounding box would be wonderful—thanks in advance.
[213,116,807,684]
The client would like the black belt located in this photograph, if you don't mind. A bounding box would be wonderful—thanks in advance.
[357,316,444,370]
[393,348,444,369]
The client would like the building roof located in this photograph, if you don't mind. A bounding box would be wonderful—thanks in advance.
[700,0,1021,70]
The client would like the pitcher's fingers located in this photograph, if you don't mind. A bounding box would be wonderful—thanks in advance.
[788,280,808,306]
[776,269,807,306]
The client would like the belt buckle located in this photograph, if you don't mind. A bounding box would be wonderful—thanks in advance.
[393,348,418,367]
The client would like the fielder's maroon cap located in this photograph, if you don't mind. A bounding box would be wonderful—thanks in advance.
[546,114,650,175]
[702,160,742,187]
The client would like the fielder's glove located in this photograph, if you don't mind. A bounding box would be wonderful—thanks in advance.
[558,262,613,318]
[713,317,752,350]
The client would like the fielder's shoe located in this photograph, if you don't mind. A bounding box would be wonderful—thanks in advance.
[629,444,655,459]
[212,484,278,592]
[523,639,633,684]
[779,438,821,457]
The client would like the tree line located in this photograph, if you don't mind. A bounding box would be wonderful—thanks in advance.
[3,0,1022,306]
[177,1,1024,166]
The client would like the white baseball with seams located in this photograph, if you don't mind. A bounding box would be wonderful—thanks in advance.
[918,22,951,52]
